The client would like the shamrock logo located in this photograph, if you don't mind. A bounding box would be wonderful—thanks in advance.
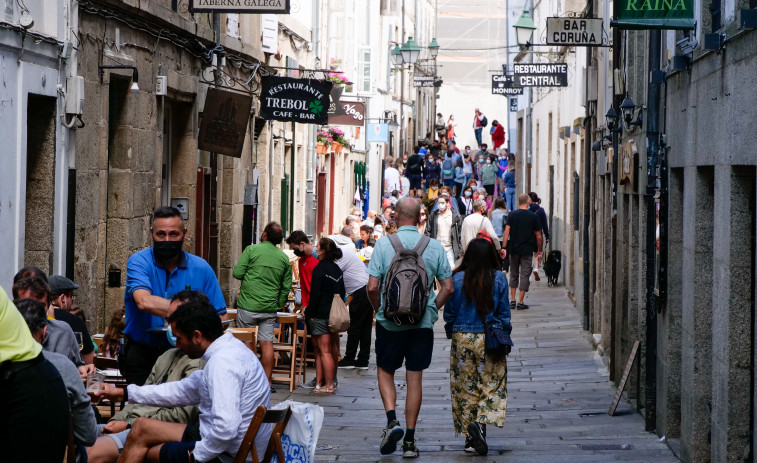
[309,99,324,116]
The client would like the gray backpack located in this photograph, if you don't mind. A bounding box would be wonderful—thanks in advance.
[383,234,431,325]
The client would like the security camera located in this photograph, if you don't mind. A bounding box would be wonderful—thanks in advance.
[306,42,313,52]
[676,37,698,55]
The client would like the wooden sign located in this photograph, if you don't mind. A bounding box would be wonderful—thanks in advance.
[198,88,253,158]
[620,139,637,185]
[609,340,640,416]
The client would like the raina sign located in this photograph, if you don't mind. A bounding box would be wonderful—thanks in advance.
[616,0,694,29]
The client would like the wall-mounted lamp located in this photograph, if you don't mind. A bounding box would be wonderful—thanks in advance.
[592,134,613,152]
[619,96,644,130]
[99,63,139,93]
[514,9,537,49]
[605,106,619,132]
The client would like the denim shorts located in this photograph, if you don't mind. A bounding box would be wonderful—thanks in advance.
[96,424,130,450]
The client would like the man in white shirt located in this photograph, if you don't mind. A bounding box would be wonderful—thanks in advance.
[115,299,270,463]
[383,160,402,195]
[461,199,505,256]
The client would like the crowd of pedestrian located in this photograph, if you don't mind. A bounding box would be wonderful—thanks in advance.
[0,107,552,461]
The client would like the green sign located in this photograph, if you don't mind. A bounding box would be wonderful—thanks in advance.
[615,0,695,30]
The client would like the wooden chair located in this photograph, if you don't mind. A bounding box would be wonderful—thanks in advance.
[271,314,299,392]
[294,319,314,385]
[229,327,258,354]
[233,405,292,463]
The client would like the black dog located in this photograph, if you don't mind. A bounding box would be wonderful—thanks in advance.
[543,250,562,287]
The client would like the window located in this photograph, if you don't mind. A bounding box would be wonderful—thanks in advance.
[358,48,372,93]
[710,0,722,30]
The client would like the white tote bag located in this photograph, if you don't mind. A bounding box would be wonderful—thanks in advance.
[271,400,324,463]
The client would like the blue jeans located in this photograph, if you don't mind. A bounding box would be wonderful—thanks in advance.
[443,178,456,189]
[474,127,483,146]
[505,187,516,211]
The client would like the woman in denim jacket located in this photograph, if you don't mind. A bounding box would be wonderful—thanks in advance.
[444,238,512,456]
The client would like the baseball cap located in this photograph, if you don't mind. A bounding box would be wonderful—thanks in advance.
[48,275,79,293]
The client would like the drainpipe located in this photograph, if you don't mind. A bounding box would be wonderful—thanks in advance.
[643,29,662,433]
[609,0,622,381]
[582,0,593,332]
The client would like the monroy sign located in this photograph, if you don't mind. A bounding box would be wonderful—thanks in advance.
[491,74,524,95]
[512,64,569,87]
[546,18,603,46]
[259,76,333,125]
[189,0,290,13]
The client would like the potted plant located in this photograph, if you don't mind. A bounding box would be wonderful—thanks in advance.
[330,128,348,153]
[316,130,333,154]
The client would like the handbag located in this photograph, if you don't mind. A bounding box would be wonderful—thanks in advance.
[328,294,350,333]
[478,310,513,356]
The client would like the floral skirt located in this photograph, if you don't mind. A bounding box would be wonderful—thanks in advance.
[449,332,508,434]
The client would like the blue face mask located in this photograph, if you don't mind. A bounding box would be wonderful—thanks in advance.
[166,325,177,347]
[464,191,472,198]
[312,248,319,259]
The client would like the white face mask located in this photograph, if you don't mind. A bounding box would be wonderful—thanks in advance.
[486,159,492,164]
[438,203,447,211]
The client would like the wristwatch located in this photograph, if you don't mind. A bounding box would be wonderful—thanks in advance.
[126,418,136,430]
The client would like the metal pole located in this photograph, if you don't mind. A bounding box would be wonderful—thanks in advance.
[644,29,662,433]
[609,0,622,381]
[400,0,405,160]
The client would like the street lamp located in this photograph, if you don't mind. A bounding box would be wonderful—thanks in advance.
[428,37,440,59]
[620,96,644,130]
[391,44,404,66]
[605,106,619,132]
[514,10,537,49]
[400,36,422,65]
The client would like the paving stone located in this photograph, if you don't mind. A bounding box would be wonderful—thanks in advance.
[272,284,678,462]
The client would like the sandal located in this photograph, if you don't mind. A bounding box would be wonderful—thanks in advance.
[313,386,335,394]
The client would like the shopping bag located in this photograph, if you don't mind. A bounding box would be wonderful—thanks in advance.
[271,400,324,463]
[328,294,350,332]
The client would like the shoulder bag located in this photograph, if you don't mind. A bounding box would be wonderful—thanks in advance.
[477,304,513,356]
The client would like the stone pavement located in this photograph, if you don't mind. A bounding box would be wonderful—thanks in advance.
[273,278,679,462]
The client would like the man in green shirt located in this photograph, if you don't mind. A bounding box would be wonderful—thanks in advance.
[232,222,292,391]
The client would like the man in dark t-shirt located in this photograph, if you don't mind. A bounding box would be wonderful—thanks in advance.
[406,146,425,196]
[503,194,543,310]
[49,275,96,364]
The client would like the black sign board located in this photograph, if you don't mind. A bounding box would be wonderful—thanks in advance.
[414,76,439,87]
[189,0,290,14]
[509,97,518,112]
[259,76,333,125]
[491,74,524,95]
[327,86,347,117]
[198,88,253,158]
[512,63,569,87]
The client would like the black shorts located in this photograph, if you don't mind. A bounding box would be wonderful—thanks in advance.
[374,323,434,371]
[159,423,223,463]
[408,174,422,190]
[484,184,495,196]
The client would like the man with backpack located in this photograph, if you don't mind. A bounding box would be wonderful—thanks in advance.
[473,108,487,146]
[366,197,454,458]
[441,150,458,190]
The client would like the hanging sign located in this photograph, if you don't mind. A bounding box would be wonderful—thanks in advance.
[189,0,290,14]
[491,74,524,95]
[366,123,389,143]
[512,63,569,87]
[198,88,253,158]
[259,76,332,124]
[328,101,365,126]
[509,97,518,112]
[327,86,347,117]
[615,0,695,30]
[546,18,603,46]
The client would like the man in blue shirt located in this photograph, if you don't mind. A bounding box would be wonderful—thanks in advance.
[122,206,226,385]
[367,197,454,458]
[503,166,517,211]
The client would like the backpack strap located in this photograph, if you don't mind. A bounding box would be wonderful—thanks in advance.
[387,234,405,254]
[412,235,431,257]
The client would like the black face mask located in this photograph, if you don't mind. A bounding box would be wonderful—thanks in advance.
[153,240,184,261]
[293,249,306,257]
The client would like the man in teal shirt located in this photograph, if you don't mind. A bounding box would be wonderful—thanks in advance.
[233,222,292,391]
[367,198,453,458]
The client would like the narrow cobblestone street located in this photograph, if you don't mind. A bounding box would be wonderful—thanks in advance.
[277,279,679,462]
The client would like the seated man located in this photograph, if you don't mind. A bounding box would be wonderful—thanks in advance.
[112,298,270,463]
[12,276,93,378]
[89,291,207,463]
[14,298,98,460]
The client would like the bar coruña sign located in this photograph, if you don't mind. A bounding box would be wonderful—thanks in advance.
[259,76,333,125]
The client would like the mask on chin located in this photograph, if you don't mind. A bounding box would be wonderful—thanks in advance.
[166,325,177,347]
[153,240,184,261]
